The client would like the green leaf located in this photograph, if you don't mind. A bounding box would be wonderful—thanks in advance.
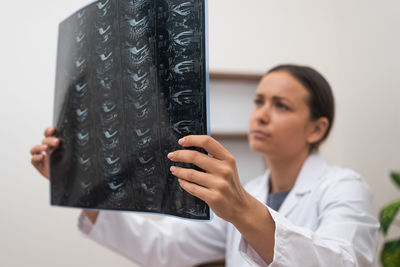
[381,239,400,267]
[391,171,400,188]
[380,200,400,234]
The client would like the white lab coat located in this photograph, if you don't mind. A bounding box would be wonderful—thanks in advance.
[78,153,379,266]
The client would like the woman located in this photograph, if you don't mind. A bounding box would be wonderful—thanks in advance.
[31,64,379,266]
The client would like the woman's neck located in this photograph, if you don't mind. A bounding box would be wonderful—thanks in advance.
[266,149,310,193]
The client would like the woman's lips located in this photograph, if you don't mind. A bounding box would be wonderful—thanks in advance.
[251,130,271,139]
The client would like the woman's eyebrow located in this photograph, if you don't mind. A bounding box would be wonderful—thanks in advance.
[255,94,294,105]
[272,95,292,104]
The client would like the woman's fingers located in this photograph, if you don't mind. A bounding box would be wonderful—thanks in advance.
[177,178,210,203]
[30,127,56,179]
[31,153,49,179]
[44,127,56,137]
[31,154,44,163]
[168,149,220,173]
[31,136,59,158]
[170,166,215,188]
[30,144,48,155]
[41,137,60,148]
[178,135,231,161]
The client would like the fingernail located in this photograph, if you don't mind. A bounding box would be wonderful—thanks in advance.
[170,166,176,172]
[178,138,185,145]
[41,145,48,150]
[167,152,174,159]
[53,140,59,146]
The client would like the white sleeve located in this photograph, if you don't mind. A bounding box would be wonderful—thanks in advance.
[78,211,227,267]
[238,177,379,267]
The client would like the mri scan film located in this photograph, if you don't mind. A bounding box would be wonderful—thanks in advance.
[51,0,209,220]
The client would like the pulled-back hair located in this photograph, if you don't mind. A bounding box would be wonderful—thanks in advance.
[267,64,335,151]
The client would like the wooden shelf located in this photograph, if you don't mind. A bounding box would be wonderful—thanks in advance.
[210,72,263,81]
[211,133,248,139]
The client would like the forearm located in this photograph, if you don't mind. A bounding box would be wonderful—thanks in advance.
[79,211,226,267]
[231,193,276,265]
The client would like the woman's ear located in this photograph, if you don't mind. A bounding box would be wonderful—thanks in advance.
[307,117,329,145]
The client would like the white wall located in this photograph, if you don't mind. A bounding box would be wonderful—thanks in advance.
[1,0,399,266]
[209,0,400,226]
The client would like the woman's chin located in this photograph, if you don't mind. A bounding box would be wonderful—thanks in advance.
[249,139,273,155]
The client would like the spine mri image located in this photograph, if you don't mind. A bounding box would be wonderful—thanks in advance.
[51,0,209,220]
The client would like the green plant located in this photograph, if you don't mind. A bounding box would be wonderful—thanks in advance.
[380,171,400,267]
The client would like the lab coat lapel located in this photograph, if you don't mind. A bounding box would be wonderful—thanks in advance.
[278,153,327,217]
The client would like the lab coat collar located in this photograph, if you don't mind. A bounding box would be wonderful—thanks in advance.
[260,153,328,217]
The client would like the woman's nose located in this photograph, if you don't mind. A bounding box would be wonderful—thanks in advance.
[256,105,270,125]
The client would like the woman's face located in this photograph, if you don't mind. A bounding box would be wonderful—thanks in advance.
[248,71,318,159]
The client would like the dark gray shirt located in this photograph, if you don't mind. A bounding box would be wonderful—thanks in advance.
[266,190,291,211]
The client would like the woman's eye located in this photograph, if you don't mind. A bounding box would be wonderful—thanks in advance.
[276,102,289,110]
[254,99,264,106]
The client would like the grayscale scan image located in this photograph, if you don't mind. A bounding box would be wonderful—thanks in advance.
[51,0,209,220]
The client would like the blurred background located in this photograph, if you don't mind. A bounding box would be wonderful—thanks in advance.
[0,0,399,266]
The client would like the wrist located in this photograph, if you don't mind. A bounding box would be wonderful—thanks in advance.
[230,194,276,265]
[84,210,99,224]
[230,192,260,226]
[231,193,273,233]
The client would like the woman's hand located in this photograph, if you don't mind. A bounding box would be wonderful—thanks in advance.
[169,135,276,264]
[30,127,99,224]
[168,135,252,223]
[30,127,60,179]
